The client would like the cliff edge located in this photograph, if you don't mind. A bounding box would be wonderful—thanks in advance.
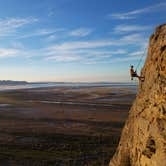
[109,24,166,166]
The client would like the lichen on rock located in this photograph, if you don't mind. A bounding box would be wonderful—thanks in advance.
[109,24,166,166]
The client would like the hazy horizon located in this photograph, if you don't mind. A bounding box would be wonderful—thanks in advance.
[0,79,137,83]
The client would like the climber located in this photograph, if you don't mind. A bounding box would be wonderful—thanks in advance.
[130,65,144,81]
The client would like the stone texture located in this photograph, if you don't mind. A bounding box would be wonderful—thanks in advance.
[109,24,166,166]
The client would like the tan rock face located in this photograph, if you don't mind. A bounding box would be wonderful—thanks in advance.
[109,24,166,166]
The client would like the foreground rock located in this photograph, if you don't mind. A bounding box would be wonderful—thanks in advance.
[109,24,166,166]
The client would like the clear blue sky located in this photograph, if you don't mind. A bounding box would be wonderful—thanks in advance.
[0,0,165,82]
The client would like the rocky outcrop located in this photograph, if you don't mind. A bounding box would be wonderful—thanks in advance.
[109,24,166,166]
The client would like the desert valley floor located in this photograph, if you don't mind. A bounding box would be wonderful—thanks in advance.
[0,85,136,166]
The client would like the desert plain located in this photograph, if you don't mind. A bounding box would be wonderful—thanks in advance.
[0,85,136,166]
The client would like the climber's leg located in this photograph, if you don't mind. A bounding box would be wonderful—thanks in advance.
[138,76,145,82]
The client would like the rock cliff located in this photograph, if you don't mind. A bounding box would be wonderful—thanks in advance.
[109,24,166,166]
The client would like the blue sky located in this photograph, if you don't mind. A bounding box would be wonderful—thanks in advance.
[0,0,165,82]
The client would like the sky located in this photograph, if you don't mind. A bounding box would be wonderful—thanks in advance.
[0,0,165,82]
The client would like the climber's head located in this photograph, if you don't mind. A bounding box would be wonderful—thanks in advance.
[131,65,134,68]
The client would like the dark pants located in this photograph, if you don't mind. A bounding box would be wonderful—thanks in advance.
[132,73,138,77]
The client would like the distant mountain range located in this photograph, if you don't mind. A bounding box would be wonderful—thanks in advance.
[0,80,28,85]
[0,80,136,85]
